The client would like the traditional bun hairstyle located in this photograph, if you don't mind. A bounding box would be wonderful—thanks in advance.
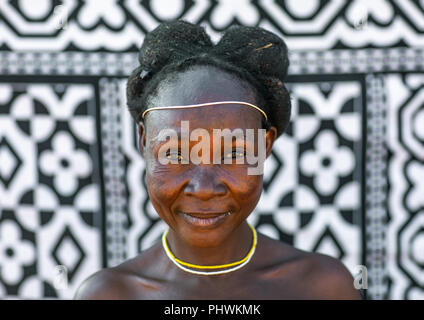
[127,20,291,138]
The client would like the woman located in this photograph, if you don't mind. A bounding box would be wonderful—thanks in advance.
[74,20,362,300]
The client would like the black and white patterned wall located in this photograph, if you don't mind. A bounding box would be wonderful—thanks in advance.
[0,0,423,300]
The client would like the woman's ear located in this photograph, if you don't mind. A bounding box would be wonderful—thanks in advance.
[265,126,277,159]
[138,122,147,158]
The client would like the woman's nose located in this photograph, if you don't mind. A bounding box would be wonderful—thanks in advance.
[183,166,227,200]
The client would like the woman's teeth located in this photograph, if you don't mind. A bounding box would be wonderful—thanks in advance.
[180,211,232,227]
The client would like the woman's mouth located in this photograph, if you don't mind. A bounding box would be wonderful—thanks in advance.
[179,211,232,228]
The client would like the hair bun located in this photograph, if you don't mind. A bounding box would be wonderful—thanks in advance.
[138,20,213,72]
[128,21,292,138]
[213,25,289,81]
[212,25,291,137]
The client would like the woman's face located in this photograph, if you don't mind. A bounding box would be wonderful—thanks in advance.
[139,65,277,247]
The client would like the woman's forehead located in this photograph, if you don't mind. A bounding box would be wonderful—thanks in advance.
[147,65,257,108]
[144,103,262,135]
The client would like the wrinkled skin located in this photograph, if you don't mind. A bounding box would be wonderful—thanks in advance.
[74,66,362,300]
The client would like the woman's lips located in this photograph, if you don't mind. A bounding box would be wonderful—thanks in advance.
[179,211,232,228]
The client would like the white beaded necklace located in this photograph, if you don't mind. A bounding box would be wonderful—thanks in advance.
[161,223,257,276]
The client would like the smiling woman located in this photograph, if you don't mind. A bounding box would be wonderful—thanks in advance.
[73,20,362,300]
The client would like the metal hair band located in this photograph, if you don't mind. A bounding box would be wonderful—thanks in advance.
[140,101,268,121]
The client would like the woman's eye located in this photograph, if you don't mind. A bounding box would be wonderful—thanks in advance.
[165,151,183,161]
[224,150,246,159]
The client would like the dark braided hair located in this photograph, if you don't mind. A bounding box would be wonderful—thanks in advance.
[127,20,291,138]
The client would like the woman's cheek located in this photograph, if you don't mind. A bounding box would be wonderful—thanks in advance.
[236,174,263,207]
[145,173,177,226]
[146,163,186,205]
[227,165,262,194]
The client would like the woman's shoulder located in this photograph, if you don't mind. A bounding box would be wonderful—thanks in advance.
[73,266,135,299]
[298,250,363,299]
[73,243,163,300]
[257,232,362,299]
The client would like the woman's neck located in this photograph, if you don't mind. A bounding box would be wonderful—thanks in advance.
[165,221,253,267]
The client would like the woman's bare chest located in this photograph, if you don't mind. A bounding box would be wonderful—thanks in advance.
[124,274,310,300]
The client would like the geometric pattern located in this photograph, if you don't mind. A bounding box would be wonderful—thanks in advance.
[0,0,423,51]
[0,0,423,299]
[365,74,389,299]
[0,82,102,299]
[385,74,424,299]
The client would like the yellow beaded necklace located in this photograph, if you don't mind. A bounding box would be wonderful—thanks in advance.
[162,223,257,275]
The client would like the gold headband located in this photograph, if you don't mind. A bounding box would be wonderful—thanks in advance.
[140,101,268,121]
